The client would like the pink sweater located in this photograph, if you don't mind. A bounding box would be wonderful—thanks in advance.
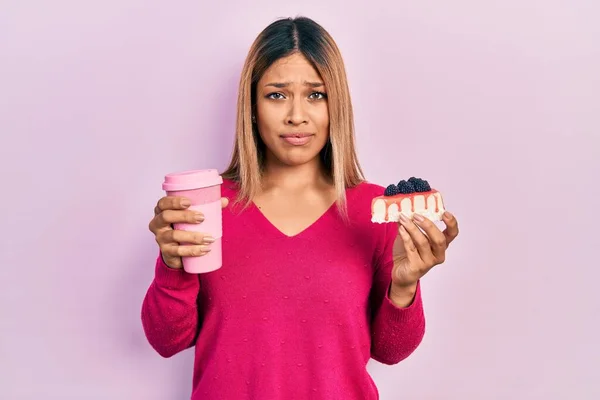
[141,179,426,399]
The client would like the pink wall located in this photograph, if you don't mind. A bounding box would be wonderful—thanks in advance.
[2,1,599,398]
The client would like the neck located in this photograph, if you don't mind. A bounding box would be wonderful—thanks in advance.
[261,156,330,192]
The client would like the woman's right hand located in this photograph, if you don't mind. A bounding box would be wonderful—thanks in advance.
[148,196,229,269]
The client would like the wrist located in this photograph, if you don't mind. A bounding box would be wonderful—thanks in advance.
[389,282,418,308]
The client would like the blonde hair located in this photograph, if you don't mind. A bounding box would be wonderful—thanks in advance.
[222,16,365,219]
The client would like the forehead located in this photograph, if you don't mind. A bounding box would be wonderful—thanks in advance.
[259,53,322,83]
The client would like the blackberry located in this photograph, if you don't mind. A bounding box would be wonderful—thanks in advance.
[397,180,415,194]
[413,179,431,192]
[384,184,399,196]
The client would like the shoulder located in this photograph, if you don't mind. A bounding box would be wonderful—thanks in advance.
[346,180,386,208]
[221,178,239,198]
[342,180,386,226]
[221,177,242,207]
[220,178,249,216]
[344,180,397,252]
[348,180,386,196]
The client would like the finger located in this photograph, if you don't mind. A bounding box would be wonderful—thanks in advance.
[157,209,204,227]
[399,213,435,264]
[149,209,203,234]
[156,196,192,215]
[171,244,212,257]
[221,197,229,209]
[167,229,215,245]
[412,214,447,262]
[398,225,422,267]
[160,242,211,259]
[441,211,459,245]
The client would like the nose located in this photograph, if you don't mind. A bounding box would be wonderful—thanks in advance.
[286,98,308,126]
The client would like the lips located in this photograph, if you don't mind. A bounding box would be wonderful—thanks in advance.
[280,133,314,146]
[280,133,314,138]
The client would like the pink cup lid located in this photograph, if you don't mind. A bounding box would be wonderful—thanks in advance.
[162,169,223,191]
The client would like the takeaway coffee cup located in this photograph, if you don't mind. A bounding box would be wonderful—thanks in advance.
[162,169,223,273]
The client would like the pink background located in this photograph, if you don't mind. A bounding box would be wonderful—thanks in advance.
[2,0,599,399]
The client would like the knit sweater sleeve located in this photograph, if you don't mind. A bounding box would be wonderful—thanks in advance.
[369,221,426,365]
[141,252,201,358]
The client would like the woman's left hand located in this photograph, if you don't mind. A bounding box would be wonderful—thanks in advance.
[389,211,459,304]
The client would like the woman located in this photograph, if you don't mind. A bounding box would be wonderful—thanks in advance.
[143,16,459,400]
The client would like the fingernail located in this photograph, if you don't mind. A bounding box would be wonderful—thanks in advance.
[203,236,215,244]
[194,213,204,222]
[200,246,212,252]
[181,199,191,207]
[443,211,452,219]
[413,214,425,222]
[399,213,409,223]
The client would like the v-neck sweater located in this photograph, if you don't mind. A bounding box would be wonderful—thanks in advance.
[141,179,426,400]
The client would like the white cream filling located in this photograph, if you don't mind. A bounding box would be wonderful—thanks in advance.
[371,193,445,223]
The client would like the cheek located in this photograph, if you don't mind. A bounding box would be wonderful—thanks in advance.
[320,116,330,137]
[257,124,275,148]
[257,104,283,133]
[256,112,276,137]
[311,107,330,130]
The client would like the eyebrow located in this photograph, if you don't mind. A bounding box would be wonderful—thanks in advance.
[265,81,324,88]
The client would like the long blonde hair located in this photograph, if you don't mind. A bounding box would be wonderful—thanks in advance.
[222,16,365,218]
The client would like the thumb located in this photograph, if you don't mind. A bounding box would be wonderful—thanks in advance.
[221,197,229,209]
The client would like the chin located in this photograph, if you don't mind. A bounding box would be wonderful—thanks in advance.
[276,149,322,167]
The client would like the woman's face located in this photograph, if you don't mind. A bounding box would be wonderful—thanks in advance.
[254,53,330,168]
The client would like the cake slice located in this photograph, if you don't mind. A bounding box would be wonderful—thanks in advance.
[371,177,445,223]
